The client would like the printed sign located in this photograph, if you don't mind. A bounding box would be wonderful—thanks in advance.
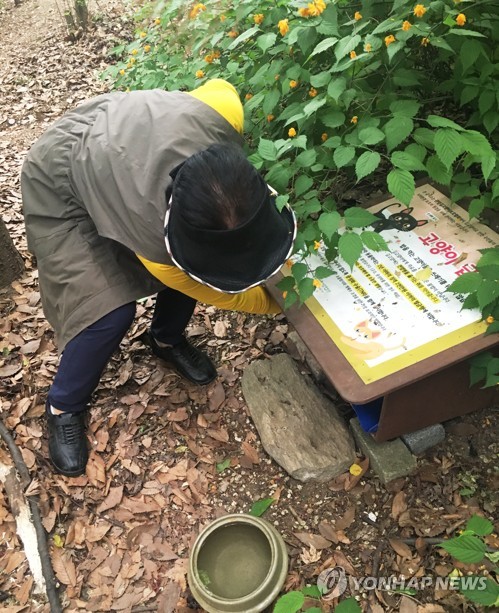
[298,184,498,383]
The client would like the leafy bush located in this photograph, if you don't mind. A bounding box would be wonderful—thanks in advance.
[103,0,498,313]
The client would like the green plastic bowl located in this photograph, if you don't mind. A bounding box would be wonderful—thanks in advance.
[188,513,289,613]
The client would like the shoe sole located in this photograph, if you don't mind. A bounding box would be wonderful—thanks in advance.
[51,462,86,477]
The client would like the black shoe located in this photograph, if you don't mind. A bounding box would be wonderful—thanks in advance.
[46,407,88,477]
[145,333,217,385]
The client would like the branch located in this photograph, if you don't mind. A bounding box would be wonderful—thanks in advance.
[0,418,62,612]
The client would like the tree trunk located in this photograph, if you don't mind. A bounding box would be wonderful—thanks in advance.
[0,217,24,289]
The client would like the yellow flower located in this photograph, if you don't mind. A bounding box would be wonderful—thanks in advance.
[321,133,328,142]
[364,42,372,52]
[189,3,206,19]
[139,31,147,38]
[354,11,362,20]
[309,87,318,97]
[486,316,495,324]
[413,4,427,17]
[131,48,138,55]
[267,114,275,122]
[349,463,363,476]
[286,259,293,268]
[402,20,412,31]
[144,45,151,53]
[204,54,214,63]
[275,74,280,80]
[213,50,221,59]
[313,279,322,288]
[456,13,466,26]
[119,68,125,75]
[308,0,326,15]
[288,127,297,137]
[154,18,161,25]
[421,37,430,46]
[314,240,322,249]
[254,13,264,25]
[351,115,358,124]
[228,30,238,38]
[245,93,253,100]
[289,79,298,88]
[278,19,289,36]
[298,7,310,18]
[283,291,288,299]
[220,14,227,22]
[195,69,205,78]
[385,34,396,46]
[350,50,357,59]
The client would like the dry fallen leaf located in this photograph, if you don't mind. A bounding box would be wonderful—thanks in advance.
[294,532,332,550]
[51,547,77,587]
[392,490,408,520]
[96,485,124,513]
[388,538,413,559]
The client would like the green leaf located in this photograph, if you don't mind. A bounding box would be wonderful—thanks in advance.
[440,534,486,564]
[460,576,499,607]
[301,585,322,598]
[292,262,308,283]
[405,143,427,162]
[460,39,485,73]
[477,280,499,310]
[335,598,362,613]
[296,149,317,168]
[339,232,363,270]
[265,164,292,193]
[276,276,296,292]
[427,115,465,131]
[334,146,356,168]
[478,90,495,115]
[310,71,331,88]
[359,127,385,145]
[461,130,494,157]
[321,110,346,128]
[327,76,346,101]
[284,288,299,309]
[448,28,486,38]
[387,169,415,206]
[466,515,494,536]
[303,96,327,117]
[314,266,335,279]
[483,110,499,135]
[391,151,426,172]
[227,25,260,49]
[355,151,381,181]
[295,175,314,197]
[309,37,338,58]
[447,272,482,294]
[334,34,361,60]
[344,207,378,228]
[434,129,463,169]
[361,231,389,252]
[298,277,316,302]
[413,127,435,149]
[426,155,452,185]
[468,198,485,220]
[384,116,414,152]
[390,100,420,118]
[273,591,305,613]
[257,32,277,52]
[263,89,280,115]
[318,211,341,239]
[216,458,231,473]
[482,155,496,182]
[249,497,274,517]
[258,138,278,161]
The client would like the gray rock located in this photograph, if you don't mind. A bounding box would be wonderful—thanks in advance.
[402,424,445,455]
[241,353,355,482]
[350,418,417,484]
[286,330,324,383]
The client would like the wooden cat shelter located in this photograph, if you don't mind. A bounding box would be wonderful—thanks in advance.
[268,182,498,442]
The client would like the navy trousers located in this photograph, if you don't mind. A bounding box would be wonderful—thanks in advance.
[48,287,196,413]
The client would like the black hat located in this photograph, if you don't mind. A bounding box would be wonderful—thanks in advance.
[164,154,296,294]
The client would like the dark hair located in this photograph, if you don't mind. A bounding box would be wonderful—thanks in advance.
[171,143,267,230]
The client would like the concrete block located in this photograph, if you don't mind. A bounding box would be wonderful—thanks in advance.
[350,418,417,484]
[402,423,445,455]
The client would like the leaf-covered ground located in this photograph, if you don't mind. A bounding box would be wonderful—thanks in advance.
[0,1,497,611]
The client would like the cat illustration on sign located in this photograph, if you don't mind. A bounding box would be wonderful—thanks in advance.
[371,202,428,233]
[340,320,406,361]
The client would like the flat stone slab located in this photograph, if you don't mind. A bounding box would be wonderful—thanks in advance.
[241,353,355,482]
[350,418,417,484]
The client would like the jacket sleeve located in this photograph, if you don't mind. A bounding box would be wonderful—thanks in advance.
[137,255,281,315]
